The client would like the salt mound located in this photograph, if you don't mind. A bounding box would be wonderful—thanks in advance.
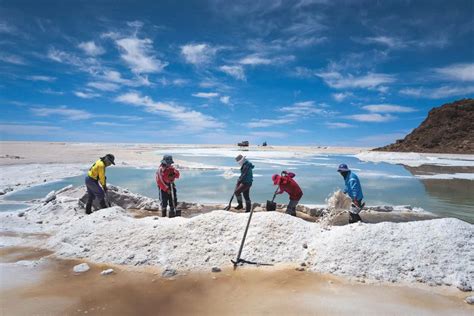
[2,184,473,289]
[78,185,161,210]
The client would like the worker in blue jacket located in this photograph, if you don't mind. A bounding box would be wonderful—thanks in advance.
[337,163,364,223]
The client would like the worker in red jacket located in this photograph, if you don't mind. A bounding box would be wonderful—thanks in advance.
[272,171,303,216]
[156,155,180,217]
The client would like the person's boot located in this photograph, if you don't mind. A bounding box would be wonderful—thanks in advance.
[235,196,244,210]
[168,208,176,218]
[85,200,92,215]
[245,202,252,213]
[286,208,296,216]
[161,208,167,217]
[99,199,108,210]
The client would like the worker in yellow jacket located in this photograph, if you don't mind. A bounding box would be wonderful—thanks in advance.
[85,154,115,214]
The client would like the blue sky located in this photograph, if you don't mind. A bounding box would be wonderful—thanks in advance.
[1,0,473,146]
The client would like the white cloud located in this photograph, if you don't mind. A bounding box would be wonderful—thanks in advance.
[157,78,189,86]
[279,101,330,117]
[239,55,272,65]
[0,53,26,65]
[238,54,294,66]
[358,36,406,49]
[0,124,62,135]
[317,71,396,90]
[332,92,353,102]
[93,122,131,127]
[39,88,64,95]
[115,92,224,131]
[400,85,474,99]
[192,92,219,98]
[116,37,167,73]
[74,91,101,99]
[247,118,294,128]
[0,22,17,34]
[220,96,230,104]
[78,41,105,56]
[87,81,120,91]
[47,48,101,73]
[30,106,93,120]
[435,63,474,81]
[346,113,395,122]
[181,43,217,65]
[362,104,416,113]
[326,122,355,128]
[219,65,246,80]
[26,75,56,82]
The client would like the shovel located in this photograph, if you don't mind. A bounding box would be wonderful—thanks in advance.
[224,183,238,211]
[169,182,181,217]
[266,171,286,211]
[266,187,279,211]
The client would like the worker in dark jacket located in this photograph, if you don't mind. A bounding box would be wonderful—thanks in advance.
[272,171,303,216]
[234,154,254,212]
[85,154,115,214]
[337,163,364,223]
[156,155,180,217]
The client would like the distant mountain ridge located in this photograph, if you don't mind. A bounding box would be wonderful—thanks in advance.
[374,99,474,154]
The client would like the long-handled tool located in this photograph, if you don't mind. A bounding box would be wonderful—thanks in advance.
[224,183,238,211]
[231,204,273,268]
[266,187,279,211]
[266,171,286,211]
[104,188,112,207]
[169,182,181,217]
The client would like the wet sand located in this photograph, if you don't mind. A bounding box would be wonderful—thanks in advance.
[1,247,472,316]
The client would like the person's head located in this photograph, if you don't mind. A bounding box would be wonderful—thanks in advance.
[101,154,115,167]
[272,174,281,185]
[235,154,246,166]
[337,163,350,178]
[161,155,174,166]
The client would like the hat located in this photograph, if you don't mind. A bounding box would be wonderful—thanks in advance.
[235,154,245,163]
[337,163,350,172]
[161,155,174,165]
[102,154,115,165]
[272,174,281,185]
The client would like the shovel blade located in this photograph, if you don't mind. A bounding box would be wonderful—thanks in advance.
[266,200,276,211]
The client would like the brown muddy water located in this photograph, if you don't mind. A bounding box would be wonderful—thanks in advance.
[1,247,472,316]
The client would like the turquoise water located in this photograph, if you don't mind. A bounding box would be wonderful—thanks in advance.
[2,153,473,223]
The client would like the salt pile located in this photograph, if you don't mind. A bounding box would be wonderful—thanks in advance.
[1,185,473,289]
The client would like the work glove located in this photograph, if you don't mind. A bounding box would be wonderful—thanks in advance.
[352,199,359,207]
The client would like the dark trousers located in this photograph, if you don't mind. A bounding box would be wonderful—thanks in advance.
[286,199,299,216]
[235,183,252,211]
[160,187,177,211]
[85,176,106,212]
[349,199,363,223]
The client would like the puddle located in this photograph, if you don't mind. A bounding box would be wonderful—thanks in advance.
[0,247,472,316]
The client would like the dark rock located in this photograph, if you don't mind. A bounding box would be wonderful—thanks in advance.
[374,99,474,154]
[211,267,222,273]
[161,268,177,278]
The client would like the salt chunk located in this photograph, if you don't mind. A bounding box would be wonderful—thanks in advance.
[73,263,90,273]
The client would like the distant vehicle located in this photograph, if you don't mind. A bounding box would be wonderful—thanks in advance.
[238,140,249,147]
[262,141,267,147]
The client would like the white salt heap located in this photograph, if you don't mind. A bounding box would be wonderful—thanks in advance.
[0,185,472,290]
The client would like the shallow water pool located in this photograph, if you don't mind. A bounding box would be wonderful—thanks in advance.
[3,151,474,223]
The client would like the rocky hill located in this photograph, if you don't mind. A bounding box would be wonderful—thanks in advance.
[374,99,474,154]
